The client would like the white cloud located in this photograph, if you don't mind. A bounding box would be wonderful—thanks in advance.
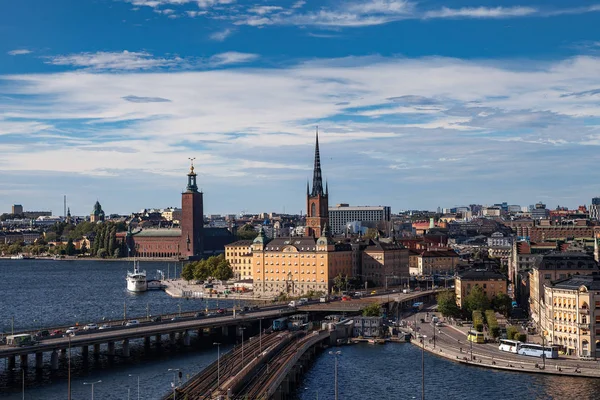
[209,52,258,66]
[45,51,183,71]
[187,10,207,17]
[424,6,537,19]
[209,28,233,41]
[248,5,283,15]
[292,1,305,9]
[8,49,32,56]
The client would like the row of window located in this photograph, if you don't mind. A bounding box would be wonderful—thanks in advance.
[256,269,325,274]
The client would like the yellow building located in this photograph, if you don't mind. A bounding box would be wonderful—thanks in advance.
[251,227,353,297]
[224,240,254,280]
[455,270,507,309]
[362,240,409,287]
[542,274,600,356]
[410,249,459,276]
[529,252,598,326]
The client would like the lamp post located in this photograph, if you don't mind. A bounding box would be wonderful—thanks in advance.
[420,335,427,400]
[470,323,473,362]
[241,327,247,368]
[328,350,341,400]
[129,374,140,400]
[83,380,101,400]
[213,342,221,388]
[168,368,180,400]
[68,335,72,400]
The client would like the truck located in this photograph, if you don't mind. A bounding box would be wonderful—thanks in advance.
[7,334,35,347]
[320,296,329,303]
[412,302,424,311]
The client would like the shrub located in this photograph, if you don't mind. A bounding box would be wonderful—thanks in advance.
[517,333,527,342]
[506,325,519,340]
[490,326,500,338]
[475,323,484,332]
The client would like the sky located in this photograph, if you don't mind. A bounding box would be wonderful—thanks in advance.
[1,0,600,216]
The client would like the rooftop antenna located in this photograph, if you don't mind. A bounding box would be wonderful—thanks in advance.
[64,195,67,219]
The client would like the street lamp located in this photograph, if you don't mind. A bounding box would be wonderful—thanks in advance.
[83,380,101,400]
[328,351,341,400]
[129,374,140,400]
[167,368,180,400]
[68,335,72,400]
[241,327,247,368]
[470,323,473,361]
[213,342,221,388]
[420,335,427,400]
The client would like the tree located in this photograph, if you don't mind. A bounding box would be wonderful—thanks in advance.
[333,273,348,294]
[80,241,88,255]
[181,263,195,282]
[492,293,512,316]
[65,239,76,256]
[362,303,381,317]
[213,259,234,281]
[436,290,460,317]
[506,325,519,340]
[97,248,107,258]
[193,260,212,281]
[364,228,379,239]
[237,224,258,240]
[463,285,490,314]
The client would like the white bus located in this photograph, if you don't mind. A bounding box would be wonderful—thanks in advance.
[517,343,558,359]
[498,339,520,354]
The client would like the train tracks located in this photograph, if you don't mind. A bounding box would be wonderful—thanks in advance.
[165,331,290,400]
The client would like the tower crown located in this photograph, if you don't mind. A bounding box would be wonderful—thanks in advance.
[186,157,198,192]
[310,129,324,197]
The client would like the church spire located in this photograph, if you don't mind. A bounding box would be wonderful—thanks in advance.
[311,127,323,197]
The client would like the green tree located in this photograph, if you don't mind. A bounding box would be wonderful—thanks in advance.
[333,273,349,294]
[363,228,379,239]
[237,224,258,240]
[213,259,234,281]
[362,303,382,317]
[97,248,107,258]
[463,285,490,314]
[193,260,212,281]
[436,290,460,317]
[45,232,58,242]
[181,263,195,282]
[506,325,519,340]
[492,293,512,316]
[65,239,76,256]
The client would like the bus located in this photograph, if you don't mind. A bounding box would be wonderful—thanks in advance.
[517,343,559,359]
[467,330,485,344]
[272,317,289,331]
[498,339,521,354]
[7,334,35,347]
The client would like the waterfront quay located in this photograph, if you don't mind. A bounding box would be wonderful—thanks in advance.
[409,310,600,378]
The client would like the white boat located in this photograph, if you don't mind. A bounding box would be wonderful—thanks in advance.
[127,261,147,292]
[10,254,24,260]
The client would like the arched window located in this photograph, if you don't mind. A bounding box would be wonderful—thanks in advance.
[311,203,316,216]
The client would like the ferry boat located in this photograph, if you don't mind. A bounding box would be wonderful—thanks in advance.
[126,261,147,292]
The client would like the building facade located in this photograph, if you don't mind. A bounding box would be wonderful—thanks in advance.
[225,240,254,280]
[529,252,598,326]
[361,240,409,287]
[541,274,600,356]
[409,249,459,276]
[455,270,508,309]
[328,204,391,235]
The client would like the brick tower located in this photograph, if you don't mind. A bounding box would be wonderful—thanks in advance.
[305,130,329,237]
[181,159,204,259]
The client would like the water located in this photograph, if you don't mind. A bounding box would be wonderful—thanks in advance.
[294,343,600,400]
[2,260,600,399]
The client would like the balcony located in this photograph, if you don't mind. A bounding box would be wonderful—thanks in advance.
[578,323,590,329]
[580,308,589,315]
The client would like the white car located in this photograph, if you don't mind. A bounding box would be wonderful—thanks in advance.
[84,323,98,331]
[125,320,140,327]
[65,327,79,335]
[99,324,111,330]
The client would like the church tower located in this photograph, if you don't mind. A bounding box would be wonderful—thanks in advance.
[181,158,204,259]
[305,130,329,237]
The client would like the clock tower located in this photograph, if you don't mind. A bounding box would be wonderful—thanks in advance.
[305,130,329,238]
[181,159,204,259]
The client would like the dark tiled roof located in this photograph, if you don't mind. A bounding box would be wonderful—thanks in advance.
[551,274,600,291]
[225,240,253,247]
[537,251,598,270]
[265,237,317,252]
[458,270,506,281]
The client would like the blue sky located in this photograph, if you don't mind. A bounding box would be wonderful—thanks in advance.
[1,0,600,216]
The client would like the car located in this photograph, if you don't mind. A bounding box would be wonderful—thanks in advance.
[150,316,162,322]
[435,322,444,327]
[50,330,63,337]
[341,295,351,302]
[35,330,50,339]
[171,316,182,321]
[194,312,205,318]
[84,323,98,331]
[250,305,259,311]
[125,320,140,327]
[65,327,79,335]
[370,290,377,295]
[217,308,225,314]
[99,324,111,330]
[242,306,250,312]
[206,312,217,317]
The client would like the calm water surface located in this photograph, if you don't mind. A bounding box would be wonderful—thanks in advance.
[2,260,600,399]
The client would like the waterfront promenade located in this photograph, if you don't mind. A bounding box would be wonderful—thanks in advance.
[409,310,600,378]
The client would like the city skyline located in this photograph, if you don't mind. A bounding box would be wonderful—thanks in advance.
[2,0,600,214]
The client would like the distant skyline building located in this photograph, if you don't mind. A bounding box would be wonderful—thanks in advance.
[328,204,391,235]
[11,204,23,215]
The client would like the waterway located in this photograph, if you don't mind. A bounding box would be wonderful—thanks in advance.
[2,260,600,399]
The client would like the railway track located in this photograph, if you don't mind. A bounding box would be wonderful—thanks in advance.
[236,332,313,399]
[165,331,289,400]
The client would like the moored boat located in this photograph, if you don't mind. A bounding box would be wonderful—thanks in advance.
[126,260,147,292]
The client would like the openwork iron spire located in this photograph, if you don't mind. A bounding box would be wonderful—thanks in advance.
[311,128,324,196]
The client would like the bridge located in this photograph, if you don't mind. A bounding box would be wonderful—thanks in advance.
[0,307,295,371]
[299,289,441,312]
